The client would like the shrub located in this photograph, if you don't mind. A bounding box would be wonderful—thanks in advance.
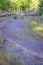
[13,13,18,19]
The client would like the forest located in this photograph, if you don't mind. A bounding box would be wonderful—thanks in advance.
[0,0,43,15]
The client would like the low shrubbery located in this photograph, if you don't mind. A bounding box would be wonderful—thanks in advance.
[29,18,43,33]
[0,51,24,65]
[13,13,18,19]
[23,17,43,40]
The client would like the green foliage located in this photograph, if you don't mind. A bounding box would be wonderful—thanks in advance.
[0,0,40,11]
[0,51,24,65]
[39,0,43,15]
[29,18,33,22]
[30,0,39,10]
[29,18,43,33]
[13,13,18,19]
[0,0,10,11]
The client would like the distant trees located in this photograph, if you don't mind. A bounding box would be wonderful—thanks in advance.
[39,0,43,15]
[0,0,43,13]
[15,0,31,11]
[30,0,39,10]
[0,0,10,11]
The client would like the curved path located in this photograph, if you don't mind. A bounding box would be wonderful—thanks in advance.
[0,17,43,65]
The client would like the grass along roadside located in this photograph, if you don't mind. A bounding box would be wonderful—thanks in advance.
[29,18,43,34]
[0,51,24,65]
[23,18,43,40]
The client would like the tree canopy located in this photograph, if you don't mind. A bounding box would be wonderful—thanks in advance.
[39,0,43,15]
[0,0,43,13]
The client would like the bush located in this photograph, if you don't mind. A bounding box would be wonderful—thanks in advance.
[39,0,43,16]
[13,13,18,19]
[39,7,43,16]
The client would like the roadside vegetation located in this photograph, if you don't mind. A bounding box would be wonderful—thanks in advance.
[13,13,18,19]
[29,18,43,34]
[0,51,24,65]
[24,18,43,40]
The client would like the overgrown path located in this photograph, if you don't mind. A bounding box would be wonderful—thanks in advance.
[0,17,43,65]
